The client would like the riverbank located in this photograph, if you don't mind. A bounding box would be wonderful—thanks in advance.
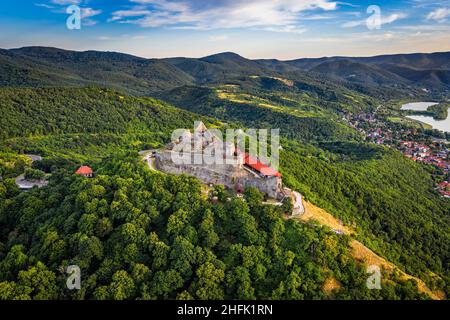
[400,101,450,133]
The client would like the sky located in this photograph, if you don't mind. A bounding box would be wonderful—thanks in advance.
[0,0,449,59]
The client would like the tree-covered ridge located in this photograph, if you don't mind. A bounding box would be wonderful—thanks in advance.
[3,47,447,100]
[281,141,450,292]
[0,48,194,95]
[1,133,167,165]
[0,153,428,300]
[158,85,361,142]
[0,87,219,141]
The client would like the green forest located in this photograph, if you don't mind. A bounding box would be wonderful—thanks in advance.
[0,153,430,300]
[0,72,450,300]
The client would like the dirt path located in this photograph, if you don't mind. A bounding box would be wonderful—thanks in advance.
[140,150,158,171]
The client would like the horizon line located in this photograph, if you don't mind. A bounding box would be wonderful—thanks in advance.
[3,45,450,62]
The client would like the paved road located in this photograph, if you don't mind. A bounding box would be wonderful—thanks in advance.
[140,150,158,171]
[15,174,48,190]
[14,154,47,190]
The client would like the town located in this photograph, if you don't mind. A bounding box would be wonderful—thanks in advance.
[343,111,450,198]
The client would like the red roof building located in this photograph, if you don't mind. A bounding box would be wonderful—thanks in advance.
[75,166,93,178]
[243,153,281,177]
[439,181,449,188]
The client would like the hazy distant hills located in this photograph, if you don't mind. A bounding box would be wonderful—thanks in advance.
[164,52,273,84]
[307,59,406,86]
[268,51,450,88]
[1,46,449,95]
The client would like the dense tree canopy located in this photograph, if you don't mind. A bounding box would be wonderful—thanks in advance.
[0,86,447,300]
[0,154,430,300]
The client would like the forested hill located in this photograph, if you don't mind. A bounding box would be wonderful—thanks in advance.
[0,87,217,141]
[259,51,450,90]
[0,152,431,300]
[0,87,448,297]
[0,48,194,94]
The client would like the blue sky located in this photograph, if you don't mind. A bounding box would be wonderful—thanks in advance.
[0,0,449,59]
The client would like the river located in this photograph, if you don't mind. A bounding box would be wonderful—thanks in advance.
[401,102,450,133]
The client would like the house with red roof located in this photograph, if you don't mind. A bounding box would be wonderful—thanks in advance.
[75,166,94,178]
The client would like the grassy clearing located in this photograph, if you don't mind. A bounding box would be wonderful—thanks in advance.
[387,116,432,129]
[298,200,355,235]
[322,276,342,295]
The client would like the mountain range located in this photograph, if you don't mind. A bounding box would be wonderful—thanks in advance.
[1,47,449,96]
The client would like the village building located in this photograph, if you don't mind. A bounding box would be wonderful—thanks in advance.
[75,166,94,178]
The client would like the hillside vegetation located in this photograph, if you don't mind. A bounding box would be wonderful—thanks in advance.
[1,47,449,98]
[281,141,450,286]
[0,153,430,300]
[159,85,362,142]
[0,87,218,141]
[0,48,449,300]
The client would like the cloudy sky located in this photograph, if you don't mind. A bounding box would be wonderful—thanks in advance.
[0,0,449,59]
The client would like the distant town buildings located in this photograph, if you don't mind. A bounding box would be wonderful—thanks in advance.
[343,111,450,198]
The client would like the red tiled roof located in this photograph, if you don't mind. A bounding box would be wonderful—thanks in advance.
[75,166,93,175]
[244,153,281,177]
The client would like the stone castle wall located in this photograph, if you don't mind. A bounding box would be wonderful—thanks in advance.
[155,151,282,199]
[239,175,281,199]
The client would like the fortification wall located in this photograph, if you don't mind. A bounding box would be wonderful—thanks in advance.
[238,176,281,199]
[155,151,243,185]
[155,151,282,199]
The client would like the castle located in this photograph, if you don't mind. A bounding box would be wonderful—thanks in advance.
[154,122,284,199]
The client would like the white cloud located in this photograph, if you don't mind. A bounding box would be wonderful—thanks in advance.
[359,32,399,42]
[111,0,338,33]
[81,8,102,19]
[342,13,406,28]
[50,0,82,4]
[38,1,102,26]
[396,24,450,32]
[299,14,335,20]
[35,3,55,9]
[109,9,152,22]
[427,8,450,22]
